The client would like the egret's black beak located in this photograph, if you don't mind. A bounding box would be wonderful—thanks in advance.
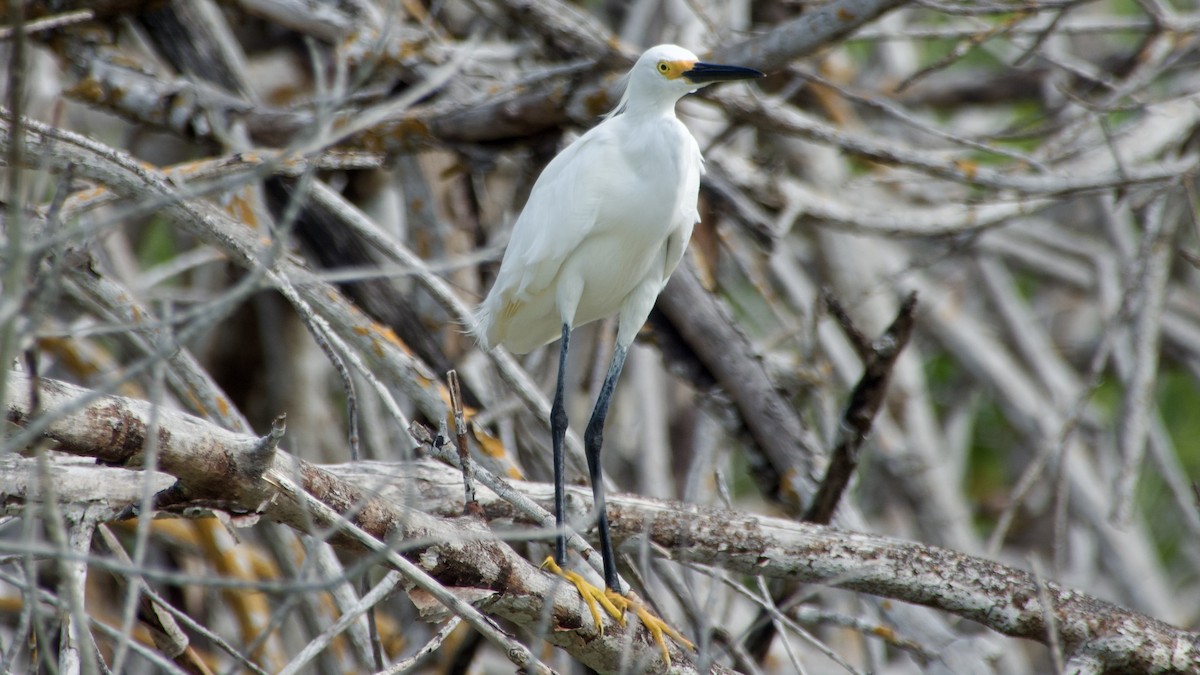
[684,62,765,83]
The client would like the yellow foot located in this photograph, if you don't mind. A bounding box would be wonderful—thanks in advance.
[541,556,625,634]
[607,589,695,666]
[540,557,694,666]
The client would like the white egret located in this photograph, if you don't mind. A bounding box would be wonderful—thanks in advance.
[477,44,763,660]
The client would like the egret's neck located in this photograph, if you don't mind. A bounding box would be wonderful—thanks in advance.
[620,94,683,119]
[616,75,691,119]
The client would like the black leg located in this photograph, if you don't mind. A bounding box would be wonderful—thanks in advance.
[584,343,630,592]
[551,324,571,565]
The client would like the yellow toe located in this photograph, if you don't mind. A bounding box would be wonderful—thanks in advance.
[541,557,695,665]
[631,599,695,666]
[620,591,695,667]
[541,556,625,634]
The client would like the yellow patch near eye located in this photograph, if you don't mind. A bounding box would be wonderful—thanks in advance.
[657,60,696,80]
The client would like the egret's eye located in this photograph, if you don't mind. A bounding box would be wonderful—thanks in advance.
[658,62,670,73]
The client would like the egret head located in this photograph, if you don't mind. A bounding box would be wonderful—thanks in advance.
[617,44,764,114]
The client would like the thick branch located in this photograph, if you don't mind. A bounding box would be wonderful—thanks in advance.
[6,372,1198,673]
[2,372,707,674]
[658,263,822,513]
[296,463,1200,675]
[717,0,910,73]
[28,0,910,150]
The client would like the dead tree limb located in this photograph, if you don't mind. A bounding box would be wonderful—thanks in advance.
[5,372,1198,674]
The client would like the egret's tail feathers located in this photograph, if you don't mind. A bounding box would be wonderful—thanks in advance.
[472,303,495,352]
[455,309,485,350]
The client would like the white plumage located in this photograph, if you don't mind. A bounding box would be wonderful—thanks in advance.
[472,44,762,660]
[477,44,710,354]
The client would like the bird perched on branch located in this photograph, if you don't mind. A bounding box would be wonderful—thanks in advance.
[476,43,763,664]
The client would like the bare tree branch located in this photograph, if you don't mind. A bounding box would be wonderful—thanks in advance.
[3,372,710,673]
[5,371,1198,673]
[4,0,1200,671]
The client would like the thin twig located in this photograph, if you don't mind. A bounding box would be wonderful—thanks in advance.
[447,370,481,516]
[804,292,918,524]
[261,469,556,675]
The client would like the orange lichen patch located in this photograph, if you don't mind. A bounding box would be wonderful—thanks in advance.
[109,53,143,70]
[400,0,429,21]
[235,151,264,166]
[358,117,430,154]
[67,185,108,203]
[277,153,306,173]
[266,84,308,107]
[182,389,210,419]
[837,7,857,21]
[778,467,805,508]
[350,324,384,355]
[36,337,103,378]
[62,188,115,217]
[65,76,105,104]
[473,426,506,459]
[345,28,425,68]
[225,190,259,229]
[953,159,979,181]
[353,322,410,359]
[160,152,274,182]
[810,81,855,128]
[377,325,404,348]
[871,625,896,640]
[388,40,422,63]
[167,158,213,178]
[355,126,384,152]
[404,41,424,61]
[470,424,525,479]
[216,396,231,418]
